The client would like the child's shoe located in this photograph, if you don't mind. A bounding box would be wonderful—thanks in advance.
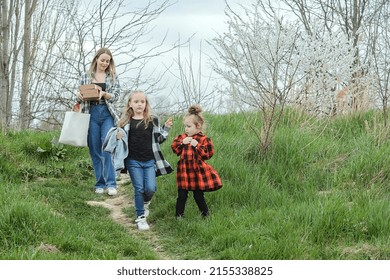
[95,188,104,194]
[144,201,151,217]
[107,187,117,196]
[135,215,150,231]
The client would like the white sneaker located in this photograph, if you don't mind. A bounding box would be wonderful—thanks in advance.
[144,201,151,217]
[107,187,117,196]
[95,188,104,194]
[135,215,150,231]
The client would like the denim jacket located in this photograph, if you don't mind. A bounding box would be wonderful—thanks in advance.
[103,127,128,171]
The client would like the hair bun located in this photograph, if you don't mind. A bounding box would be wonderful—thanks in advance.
[188,104,202,115]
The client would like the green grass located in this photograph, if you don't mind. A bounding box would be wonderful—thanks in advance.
[1,109,390,259]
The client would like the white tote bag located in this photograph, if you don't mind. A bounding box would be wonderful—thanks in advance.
[59,111,90,147]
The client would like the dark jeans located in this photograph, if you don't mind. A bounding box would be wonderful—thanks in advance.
[176,189,209,217]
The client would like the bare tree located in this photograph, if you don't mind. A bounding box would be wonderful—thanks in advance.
[19,0,37,129]
[27,0,79,129]
[370,2,390,126]
[67,0,177,89]
[0,0,22,130]
[45,0,182,128]
[164,39,219,115]
[1,0,182,130]
[0,0,75,130]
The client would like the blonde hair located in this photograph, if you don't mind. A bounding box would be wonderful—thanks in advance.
[87,47,116,82]
[118,90,153,128]
[184,104,205,131]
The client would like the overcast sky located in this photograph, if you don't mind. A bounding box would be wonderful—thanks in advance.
[83,0,253,108]
[136,0,255,110]
[157,0,229,37]
[146,0,249,81]
[150,0,231,69]
[153,0,248,51]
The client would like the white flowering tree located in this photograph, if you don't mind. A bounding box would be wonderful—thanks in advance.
[283,0,383,114]
[293,25,357,116]
[211,2,303,152]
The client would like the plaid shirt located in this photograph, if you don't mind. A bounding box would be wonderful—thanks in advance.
[171,132,222,192]
[124,116,173,176]
[78,72,120,124]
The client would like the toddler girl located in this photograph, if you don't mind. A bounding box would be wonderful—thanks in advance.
[171,105,222,218]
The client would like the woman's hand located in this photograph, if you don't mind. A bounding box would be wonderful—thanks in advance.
[100,91,111,100]
[76,90,84,101]
[117,131,123,140]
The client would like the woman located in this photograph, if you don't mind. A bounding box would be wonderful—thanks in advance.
[77,48,120,195]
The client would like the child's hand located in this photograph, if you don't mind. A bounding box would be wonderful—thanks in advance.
[165,117,173,128]
[190,139,198,147]
[182,137,192,145]
[117,131,123,140]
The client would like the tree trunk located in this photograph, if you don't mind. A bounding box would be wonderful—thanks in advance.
[19,0,37,129]
[0,0,9,131]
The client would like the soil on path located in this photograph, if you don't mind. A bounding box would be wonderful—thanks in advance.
[86,173,171,260]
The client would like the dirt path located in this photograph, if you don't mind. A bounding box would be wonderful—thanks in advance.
[86,173,171,260]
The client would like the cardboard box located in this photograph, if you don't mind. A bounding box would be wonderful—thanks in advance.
[79,84,102,101]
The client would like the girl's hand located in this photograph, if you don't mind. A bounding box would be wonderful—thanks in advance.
[182,137,192,145]
[165,117,173,128]
[190,139,198,147]
[117,131,123,140]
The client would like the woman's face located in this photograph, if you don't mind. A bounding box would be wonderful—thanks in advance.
[96,53,111,72]
[184,116,200,136]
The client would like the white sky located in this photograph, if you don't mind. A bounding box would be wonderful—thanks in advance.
[151,0,247,52]
[157,0,230,35]
[137,0,249,101]
[149,0,233,80]
[106,0,251,111]
[82,0,253,110]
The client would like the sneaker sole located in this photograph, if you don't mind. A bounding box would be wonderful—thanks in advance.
[137,226,150,231]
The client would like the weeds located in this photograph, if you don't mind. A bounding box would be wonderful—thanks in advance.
[1,110,390,260]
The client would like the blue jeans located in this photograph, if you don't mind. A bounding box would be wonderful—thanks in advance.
[88,104,116,190]
[125,159,156,217]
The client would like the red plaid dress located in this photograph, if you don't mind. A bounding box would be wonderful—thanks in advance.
[171,133,222,192]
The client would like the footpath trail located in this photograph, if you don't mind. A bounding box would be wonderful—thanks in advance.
[86,173,171,260]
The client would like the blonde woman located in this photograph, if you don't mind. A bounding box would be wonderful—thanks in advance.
[77,48,120,196]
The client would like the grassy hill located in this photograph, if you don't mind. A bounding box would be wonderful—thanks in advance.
[1,109,390,260]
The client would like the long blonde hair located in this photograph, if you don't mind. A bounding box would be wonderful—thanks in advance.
[87,47,116,82]
[118,90,153,128]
